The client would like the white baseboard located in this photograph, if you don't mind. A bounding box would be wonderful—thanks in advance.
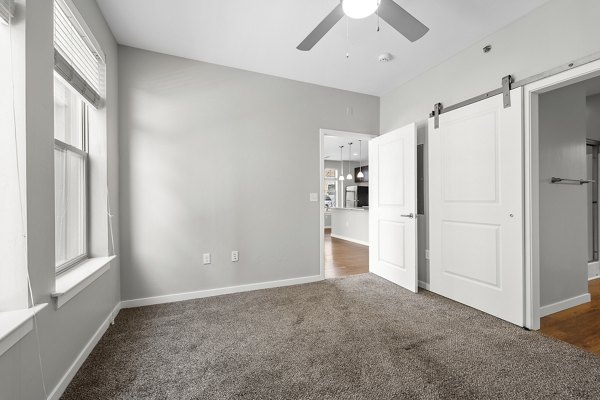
[48,302,121,400]
[418,280,430,290]
[121,275,324,309]
[589,261,600,280]
[539,293,591,317]
[330,233,369,247]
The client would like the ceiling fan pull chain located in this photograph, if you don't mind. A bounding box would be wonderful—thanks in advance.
[377,0,381,32]
[346,16,350,59]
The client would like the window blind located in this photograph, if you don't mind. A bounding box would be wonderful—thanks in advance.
[0,0,13,24]
[53,0,103,108]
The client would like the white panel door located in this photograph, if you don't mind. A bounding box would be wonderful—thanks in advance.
[428,89,524,326]
[369,123,418,292]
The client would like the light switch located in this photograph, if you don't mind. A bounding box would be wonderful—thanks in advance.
[203,253,211,265]
[309,192,319,202]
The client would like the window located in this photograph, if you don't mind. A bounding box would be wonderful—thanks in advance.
[53,0,104,273]
[54,77,88,272]
[0,0,14,24]
[324,168,338,209]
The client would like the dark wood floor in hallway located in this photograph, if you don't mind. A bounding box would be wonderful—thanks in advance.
[324,228,369,278]
[541,279,600,356]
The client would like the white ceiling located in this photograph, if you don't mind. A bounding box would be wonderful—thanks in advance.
[96,0,550,96]
[324,135,369,162]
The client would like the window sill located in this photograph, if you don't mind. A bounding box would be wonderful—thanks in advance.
[0,303,48,358]
[52,256,116,309]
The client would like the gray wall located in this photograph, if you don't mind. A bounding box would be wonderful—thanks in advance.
[118,46,379,301]
[586,94,600,263]
[330,209,369,243]
[379,0,600,286]
[0,0,120,399]
[539,84,589,307]
[587,94,600,141]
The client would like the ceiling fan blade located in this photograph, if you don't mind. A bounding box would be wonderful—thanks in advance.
[378,0,429,42]
[297,4,345,51]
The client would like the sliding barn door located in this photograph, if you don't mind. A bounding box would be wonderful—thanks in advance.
[428,89,524,326]
[369,123,418,292]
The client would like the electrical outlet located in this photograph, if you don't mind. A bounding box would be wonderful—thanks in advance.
[203,253,211,265]
[231,250,239,262]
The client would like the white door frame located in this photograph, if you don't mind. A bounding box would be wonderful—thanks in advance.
[319,129,377,279]
[524,58,600,330]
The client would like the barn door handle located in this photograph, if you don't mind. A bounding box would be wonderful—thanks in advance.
[401,213,415,219]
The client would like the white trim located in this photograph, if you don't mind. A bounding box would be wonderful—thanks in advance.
[0,304,47,358]
[320,131,325,279]
[418,280,430,290]
[52,256,116,308]
[539,293,591,317]
[589,261,600,280]
[48,302,121,400]
[330,233,370,247]
[320,128,378,141]
[121,275,323,309]
[524,57,600,330]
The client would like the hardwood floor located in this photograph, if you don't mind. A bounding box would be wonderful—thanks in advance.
[324,228,369,278]
[540,279,600,356]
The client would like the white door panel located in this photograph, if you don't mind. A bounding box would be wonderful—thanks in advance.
[369,123,418,292]
[429,89,524,326]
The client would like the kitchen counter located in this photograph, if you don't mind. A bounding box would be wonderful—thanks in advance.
[330,207,369,246]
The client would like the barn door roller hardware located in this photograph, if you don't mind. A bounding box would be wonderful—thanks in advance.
[502,75,513,108]
[430,75,513,129]
[427,48,600,129]
[430,103,442,129]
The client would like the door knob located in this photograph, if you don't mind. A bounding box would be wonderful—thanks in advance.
[401,213,415,219]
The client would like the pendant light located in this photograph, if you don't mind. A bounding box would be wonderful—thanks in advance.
[357,140,364,179]
[338,145,345,181]
[346,142,353,180]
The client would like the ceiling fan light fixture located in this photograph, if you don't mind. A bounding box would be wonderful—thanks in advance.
[342,0,379,20]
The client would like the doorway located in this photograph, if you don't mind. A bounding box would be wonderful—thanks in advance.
[587,140,600,271]
[524,63,600,354]
[319,129,375,279]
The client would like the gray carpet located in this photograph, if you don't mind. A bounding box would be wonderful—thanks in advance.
[62,274,600,399]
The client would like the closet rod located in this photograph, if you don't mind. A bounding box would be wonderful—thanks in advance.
[550,177,595,185]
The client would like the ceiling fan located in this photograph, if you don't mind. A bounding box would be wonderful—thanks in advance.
[297,0,429,51]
